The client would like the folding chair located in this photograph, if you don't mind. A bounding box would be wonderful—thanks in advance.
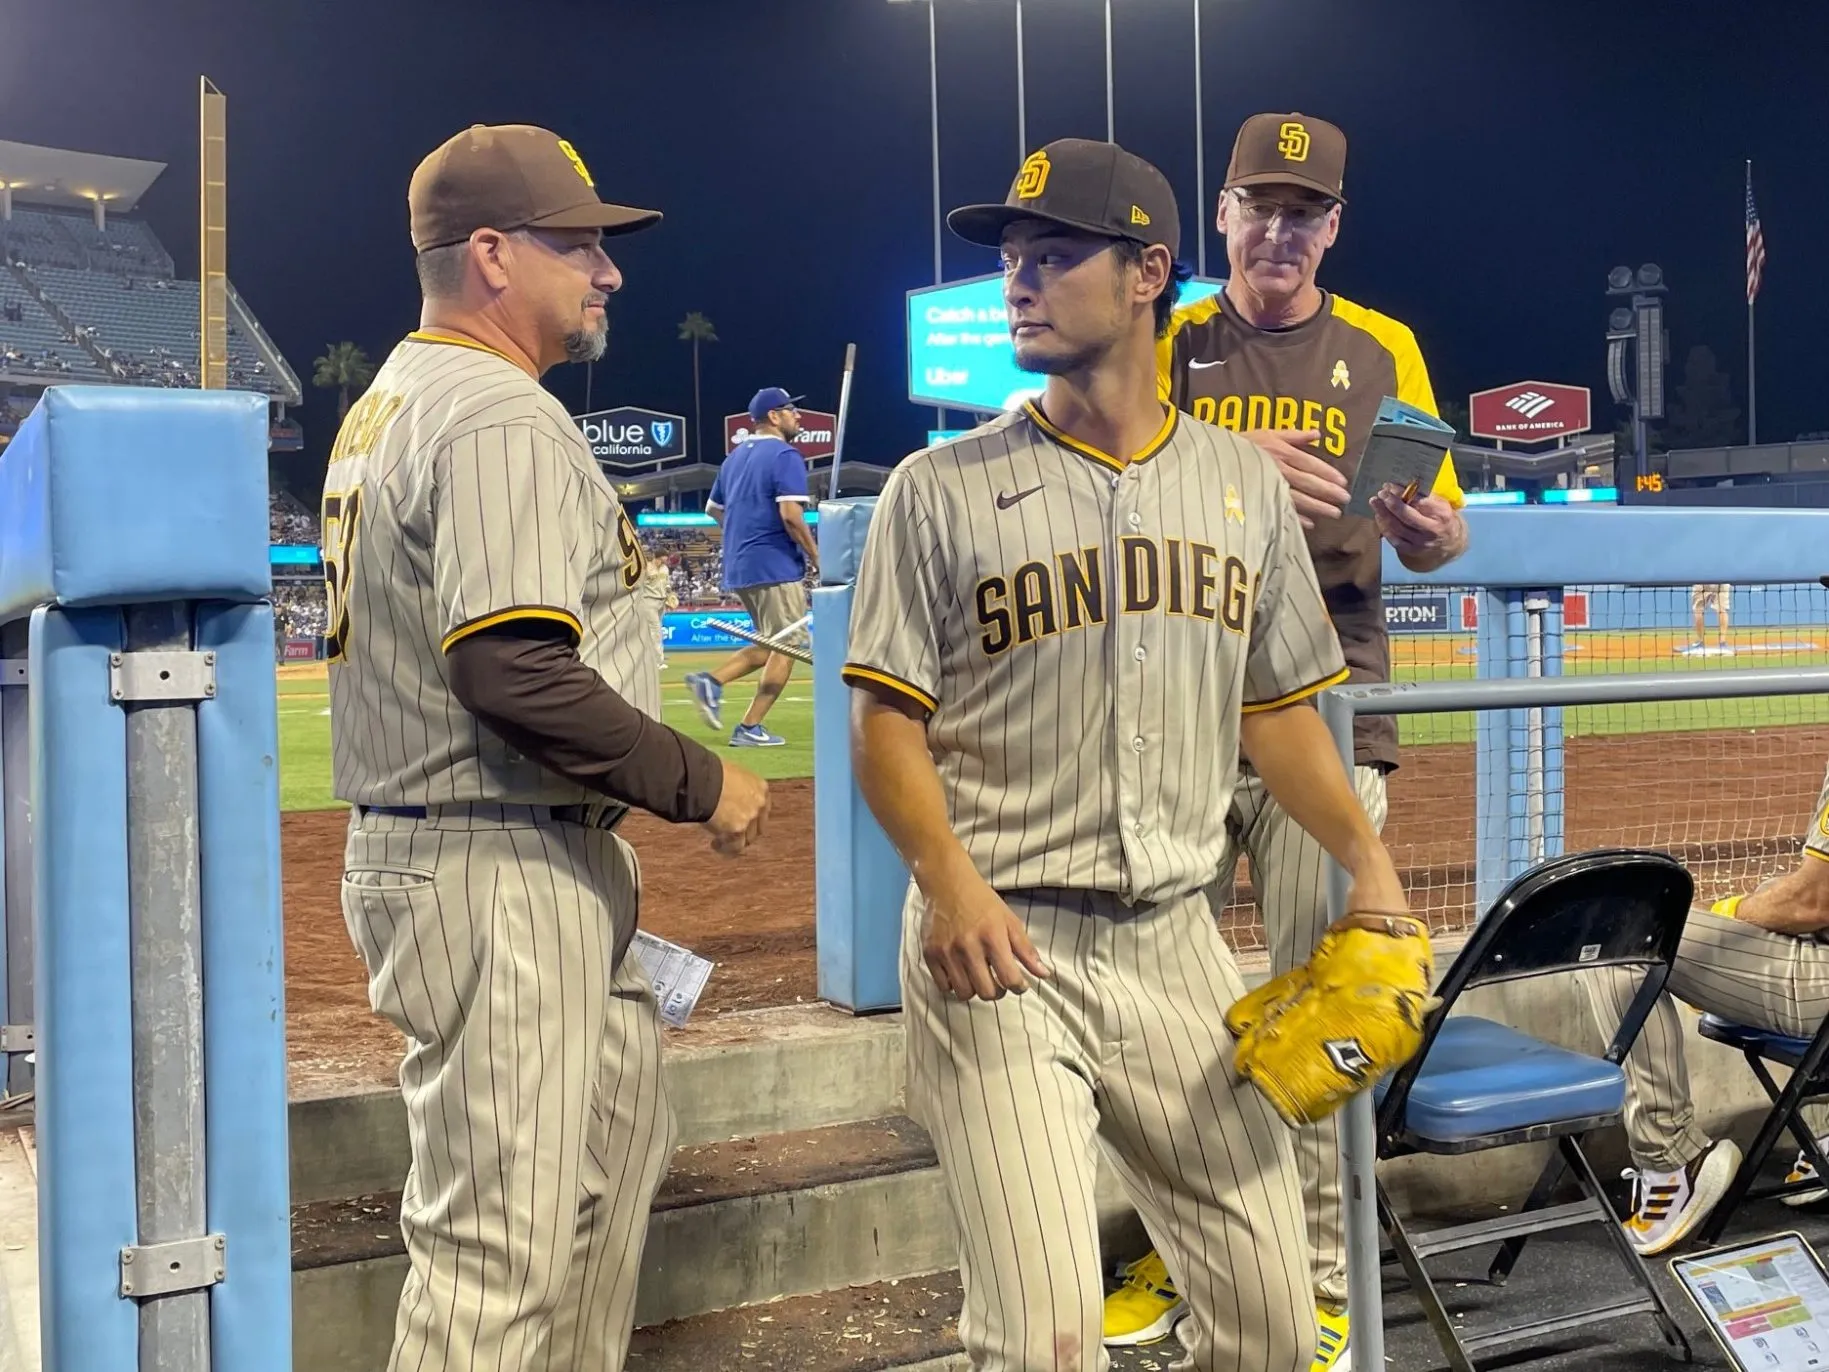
[1692,1010,1829,1246]
[1374,848,1697,1371]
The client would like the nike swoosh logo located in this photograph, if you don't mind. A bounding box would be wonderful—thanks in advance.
[996,485,1044,510]
[1189,358,1227,369]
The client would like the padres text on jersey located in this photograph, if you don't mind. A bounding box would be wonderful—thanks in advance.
[1157,291,1464,768]
[843,405,1346,905]
[322,331,652,806]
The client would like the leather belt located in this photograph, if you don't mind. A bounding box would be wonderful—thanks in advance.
[360,802,629,831]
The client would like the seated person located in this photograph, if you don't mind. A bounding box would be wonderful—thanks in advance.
[1583,764,1829,1255]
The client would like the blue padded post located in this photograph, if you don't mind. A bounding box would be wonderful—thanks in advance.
[0,386,287,1371]
[31,605,138,1372]
[812,582,909,1012]
[195,602,291,1367]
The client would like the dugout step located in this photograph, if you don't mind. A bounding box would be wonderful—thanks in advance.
[291,1113,942,1273]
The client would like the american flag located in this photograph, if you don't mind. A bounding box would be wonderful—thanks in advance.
[1746,166,1767,305]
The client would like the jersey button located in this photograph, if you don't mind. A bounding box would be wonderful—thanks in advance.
[1134,820,1145,835]
[1127,512,1142,529]
[1133,646,1147,662]
[1131,736,1146,752]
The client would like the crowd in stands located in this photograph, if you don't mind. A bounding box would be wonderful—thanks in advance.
[639,528,727,605]
[272,580,328,650]
[270,490,319,545]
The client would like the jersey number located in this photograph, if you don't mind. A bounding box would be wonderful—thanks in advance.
[322,486,362,662]
[616,508,645,590]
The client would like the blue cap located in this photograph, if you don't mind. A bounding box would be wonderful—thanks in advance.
[747,387,805,423]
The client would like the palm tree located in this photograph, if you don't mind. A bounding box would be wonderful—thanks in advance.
[677,312,718,458]
[312,342,377,420]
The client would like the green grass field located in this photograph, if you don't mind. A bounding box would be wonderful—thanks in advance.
[278,652,816,813]
[276,633,1829,812]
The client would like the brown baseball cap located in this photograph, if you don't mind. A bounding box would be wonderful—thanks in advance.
[948,139,1181,260]
[1224,112,1348,204]
[408,124,662,252]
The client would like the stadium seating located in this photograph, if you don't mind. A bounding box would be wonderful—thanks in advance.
[0,273,105,380]
[0,208,84,270]
[30,267,277,394]
[0,204,296,400]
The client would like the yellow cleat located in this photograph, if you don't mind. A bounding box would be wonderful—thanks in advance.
[1102,1250,1187,1346]
[1313,1303,1351,1370]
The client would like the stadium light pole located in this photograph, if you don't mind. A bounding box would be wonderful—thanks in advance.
[1193,0,1206,276]
[888,0,947,430]
[1104,0,1115,141]
[1016,0,1027,156]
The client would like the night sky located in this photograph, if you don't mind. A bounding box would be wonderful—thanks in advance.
[3,0,1825,493]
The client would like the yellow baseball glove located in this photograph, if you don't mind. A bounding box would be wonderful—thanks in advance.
[1225,913,1437,1127]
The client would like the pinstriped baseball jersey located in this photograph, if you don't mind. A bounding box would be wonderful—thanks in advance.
[1808,762,1829,864]
[322,330,652,806]
[843,403,1346,905]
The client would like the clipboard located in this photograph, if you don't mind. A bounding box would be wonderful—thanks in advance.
[1345,396,1455,519]
[1670,1232,1829,1369]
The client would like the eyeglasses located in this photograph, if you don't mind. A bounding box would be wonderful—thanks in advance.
[1229,193,1337,231]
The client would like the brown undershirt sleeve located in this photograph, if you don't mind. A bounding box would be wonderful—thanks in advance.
[446,622,724,824]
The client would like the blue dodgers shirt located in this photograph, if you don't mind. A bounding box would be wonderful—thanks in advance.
[708,436,811,590]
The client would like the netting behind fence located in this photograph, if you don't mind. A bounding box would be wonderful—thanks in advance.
[1219,578,1829,954]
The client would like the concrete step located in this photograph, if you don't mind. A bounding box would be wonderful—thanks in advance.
[291,1115,968,1368]
[290,1003,908,1204]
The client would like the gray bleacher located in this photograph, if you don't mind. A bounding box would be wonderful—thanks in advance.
[32,266,279,395]
[0,209,83,270]
[58,214,171,277]
[0,271,104,380]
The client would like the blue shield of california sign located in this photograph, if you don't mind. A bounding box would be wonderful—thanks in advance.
[576,406,690,469]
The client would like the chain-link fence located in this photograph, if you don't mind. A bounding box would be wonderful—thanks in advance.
[1220,579,1829,954]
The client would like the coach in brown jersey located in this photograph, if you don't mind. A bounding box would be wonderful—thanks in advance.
[1106,114,1469,1366]
[326,124,768,1372]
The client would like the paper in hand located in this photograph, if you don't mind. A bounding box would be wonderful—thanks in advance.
[630,930,714,1028]
[1345,397,1455,519]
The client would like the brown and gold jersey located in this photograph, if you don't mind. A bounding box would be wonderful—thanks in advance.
[322,331,654,806]
[1157,291,1462,768]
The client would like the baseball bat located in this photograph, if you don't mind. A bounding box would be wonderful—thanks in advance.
[828,342,857,502]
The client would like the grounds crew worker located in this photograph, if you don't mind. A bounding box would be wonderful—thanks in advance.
[687,386,820,747]
[1101,112,1470,1368]
[324,123,768,1372]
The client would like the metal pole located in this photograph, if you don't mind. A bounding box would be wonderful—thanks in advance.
[1748,298,1758,447]
[1747,158,1758,447]
[928,0,945,433]
[0,619,30,1098]
[1015,0,1027,157]
[1104,0,1115,141]
[830,342,858,503]
[1192,0,1206,277]
[1524,597,1546,864]
[124,602,210,1370]
[1317,689,1386,1370]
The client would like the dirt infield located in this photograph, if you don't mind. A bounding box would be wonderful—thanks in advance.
[284,724,1829,1097]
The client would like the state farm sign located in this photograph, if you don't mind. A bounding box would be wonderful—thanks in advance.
[723,409,839,460]
[1469,381,1592,443]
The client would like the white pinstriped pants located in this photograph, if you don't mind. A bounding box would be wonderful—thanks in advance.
[1205,765,1390,1309]
[903,884,1316,1372]
[342,809,675,1372]
[1583,908,1829,1171]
